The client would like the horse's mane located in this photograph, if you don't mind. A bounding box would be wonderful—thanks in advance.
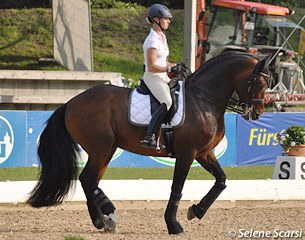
[186,51,259,85]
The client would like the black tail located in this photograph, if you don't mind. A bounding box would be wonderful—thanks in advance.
[27,104,79,207]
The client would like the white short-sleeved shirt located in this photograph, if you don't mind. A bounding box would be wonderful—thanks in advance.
[143,29,169,77]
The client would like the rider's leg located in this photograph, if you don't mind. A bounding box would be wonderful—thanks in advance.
[141,103,167,148]
[142,72,172,148]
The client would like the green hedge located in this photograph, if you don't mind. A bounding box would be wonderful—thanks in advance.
[119,0,304,9]
[119,0,184,9]
[0,0,184,9]
[90,0,183,9]
[1,0,303,10]
[0,0,51,9]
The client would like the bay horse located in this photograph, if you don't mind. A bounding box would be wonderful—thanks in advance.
[27,51,270,235]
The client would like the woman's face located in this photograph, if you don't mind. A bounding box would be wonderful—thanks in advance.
[154,17,171,30]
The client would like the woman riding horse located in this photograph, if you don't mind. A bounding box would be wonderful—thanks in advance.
[141,4,182,149]
[27,51,270,235]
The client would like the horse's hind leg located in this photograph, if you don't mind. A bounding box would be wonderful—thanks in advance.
[79,147,117,231]
[187,151,227,220]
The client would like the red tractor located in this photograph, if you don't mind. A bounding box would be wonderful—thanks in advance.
[196,0,305,111]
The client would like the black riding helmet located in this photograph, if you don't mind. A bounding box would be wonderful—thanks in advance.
[147,3,173,30]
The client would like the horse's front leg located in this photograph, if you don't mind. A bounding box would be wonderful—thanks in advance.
[187,151,226,220]
[164,152,194,235]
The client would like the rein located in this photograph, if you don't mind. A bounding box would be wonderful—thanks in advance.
[178,63,193,81]
[186,57,267,116]
[227,60,268,118]
[192,87,230,110]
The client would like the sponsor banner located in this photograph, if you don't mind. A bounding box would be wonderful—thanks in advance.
[0,111,237,168]
[236,113,305,166]
[27,111,53,167]
[0,111,27,167]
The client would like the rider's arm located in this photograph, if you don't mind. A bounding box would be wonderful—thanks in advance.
[146,48,176,73]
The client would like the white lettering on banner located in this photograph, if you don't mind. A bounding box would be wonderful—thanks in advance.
[272,156,305,180]
[0,116,14,164]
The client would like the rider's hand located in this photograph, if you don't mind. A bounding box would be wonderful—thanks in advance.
[170,63,183,74]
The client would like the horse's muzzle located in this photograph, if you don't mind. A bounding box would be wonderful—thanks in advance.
[242,105,262,121]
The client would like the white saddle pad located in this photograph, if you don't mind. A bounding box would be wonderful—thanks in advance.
[129,81,185,128]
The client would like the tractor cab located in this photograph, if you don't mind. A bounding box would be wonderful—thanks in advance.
[204,0,305,111]
[206,1,301,58]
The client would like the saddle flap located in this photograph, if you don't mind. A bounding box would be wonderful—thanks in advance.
[129,81,186,128]
[136,78,181,119]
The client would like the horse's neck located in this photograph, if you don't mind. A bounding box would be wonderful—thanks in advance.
[191,74,235,108]
[205,77,234,98]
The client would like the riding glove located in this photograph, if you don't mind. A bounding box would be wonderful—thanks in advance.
[170,64,183,74]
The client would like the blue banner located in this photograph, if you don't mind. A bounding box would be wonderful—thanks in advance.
[0,111,27,167]
[218,113,236,166]
[236,113,305,166]
[27,111,53,167]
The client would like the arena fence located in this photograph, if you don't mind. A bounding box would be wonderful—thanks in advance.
[1,180,305,203]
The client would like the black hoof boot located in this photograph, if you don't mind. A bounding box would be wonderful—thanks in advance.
[187,204,207,220]
[164,192,183,235]
[86,187,116,230]
[166,221,184,235]
[87,198,105,229]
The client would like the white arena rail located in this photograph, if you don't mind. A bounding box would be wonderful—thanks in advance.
[0,180,305,203]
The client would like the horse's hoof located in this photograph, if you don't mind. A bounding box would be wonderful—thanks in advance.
[87,200,105,229]
[166,221,184,235]
[104,213,118,233]
[187,205,196,220]
[93,218,105,229]
[169,231,184,236]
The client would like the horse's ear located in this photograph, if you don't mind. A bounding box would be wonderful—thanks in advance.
[258,55,271,77]
[264,54,273,67]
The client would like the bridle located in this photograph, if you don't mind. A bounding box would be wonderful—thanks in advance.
[227,60,270,119]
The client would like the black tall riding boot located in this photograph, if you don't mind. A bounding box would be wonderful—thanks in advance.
[141,103,167,149]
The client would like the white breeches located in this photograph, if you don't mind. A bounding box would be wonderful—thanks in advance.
[143,72,172,110]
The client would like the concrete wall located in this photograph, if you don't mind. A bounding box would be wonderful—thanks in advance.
[53,0,93,71]
[0,70,121,110]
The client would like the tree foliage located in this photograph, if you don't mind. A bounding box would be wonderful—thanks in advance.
[262,0,305,8]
